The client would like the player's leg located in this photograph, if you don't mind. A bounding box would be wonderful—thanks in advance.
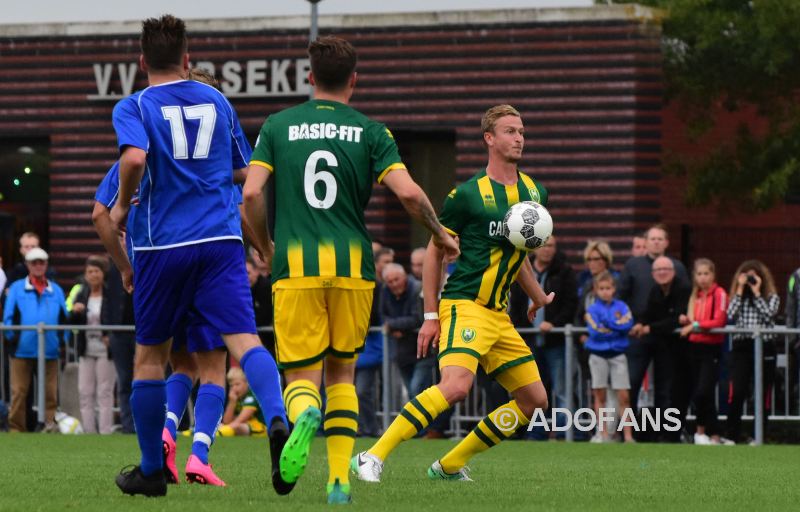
[116,341,173,496]
[185,347,227,486]
[323,356,358,504]
[321,287,371,503]
[162,348,197,484]
[193,241,289,493]
[272,286,329,491]
[116,244,195,496]
[355,300,487,482]
[434,314,546,479]
[434,369,546,480]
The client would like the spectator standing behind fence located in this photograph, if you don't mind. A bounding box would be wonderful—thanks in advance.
[380,264,429,396]
[4,232,57,290]
[678,258,727,445]
[725,260,779,445]
[509,236,577,436]
[69,256,117,434]
[630,234,647,258]
[3,248,67,432]
[409,247,426,285]
[629,256,690,441]
[246,256,274,357]
[785,266,800,389]
[584,271,634,443]
[620,225,689,414]
[354,247,393,437]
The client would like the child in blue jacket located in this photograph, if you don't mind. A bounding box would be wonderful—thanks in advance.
[584,271,634,443]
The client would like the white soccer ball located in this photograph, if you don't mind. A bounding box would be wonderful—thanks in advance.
[503,201,553,251]
[55,411,84,434]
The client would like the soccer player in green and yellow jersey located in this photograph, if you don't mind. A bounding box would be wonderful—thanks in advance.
[353,104,554,483]
[242,36,458,504]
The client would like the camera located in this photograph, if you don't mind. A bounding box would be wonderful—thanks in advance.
[746,275,757,286]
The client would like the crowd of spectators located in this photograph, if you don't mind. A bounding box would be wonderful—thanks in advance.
[1,223,798,446]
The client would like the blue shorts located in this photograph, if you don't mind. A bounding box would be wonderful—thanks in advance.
[133,240,257,345]
[172,314,226,353]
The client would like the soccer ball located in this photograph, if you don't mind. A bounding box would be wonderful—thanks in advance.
[55,411,83,434]
[503,201,553,251]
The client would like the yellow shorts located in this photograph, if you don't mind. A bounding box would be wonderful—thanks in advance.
[438,299,541,392]
[247,417,267,437]
[273,278,373,370]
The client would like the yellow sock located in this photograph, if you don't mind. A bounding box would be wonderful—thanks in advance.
[440,399,529,473]
[324,383,359,486]
[369,386,449,461]
[283,379,322,424]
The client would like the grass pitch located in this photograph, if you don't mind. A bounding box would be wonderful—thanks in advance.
[0,435,796,511]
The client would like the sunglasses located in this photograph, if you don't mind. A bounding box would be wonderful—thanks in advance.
[586,257,605,262]
[29,260,47,265]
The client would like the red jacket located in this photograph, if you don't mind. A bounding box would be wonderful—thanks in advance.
[688,283,727,344]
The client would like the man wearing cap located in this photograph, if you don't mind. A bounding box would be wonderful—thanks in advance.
[3,248,68,432]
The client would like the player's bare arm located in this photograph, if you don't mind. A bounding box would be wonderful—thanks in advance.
[110,146,146,229]
[417,238,445,359]
[233,166,247,184]
[516,257,554,321]
[92,201,134,292]
[382,169,460,262]
[242,165,274,269]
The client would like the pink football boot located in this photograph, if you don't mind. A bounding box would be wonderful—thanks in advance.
[185,455,226,487]
[162,428,179,484]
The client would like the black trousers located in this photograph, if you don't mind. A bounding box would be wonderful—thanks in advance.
[688,343,722,436]
[726,340,776,442]
[627,336,676,413]
[110,332,136,433]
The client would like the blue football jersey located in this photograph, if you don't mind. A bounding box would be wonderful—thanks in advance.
[94,161,137,261]
[94,161,120,208]
[112,80,251,251]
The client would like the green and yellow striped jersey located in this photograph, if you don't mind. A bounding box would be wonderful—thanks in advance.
[250,99,405,285]
[439,169,548,311]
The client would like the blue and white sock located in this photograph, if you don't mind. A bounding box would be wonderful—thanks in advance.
[191,383,225,464]
[240,346,287,430]
[165,373,193,441]
[131,379,167,476]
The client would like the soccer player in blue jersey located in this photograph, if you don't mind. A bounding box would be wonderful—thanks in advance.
[94,159,230,487]
[104,15,289,497]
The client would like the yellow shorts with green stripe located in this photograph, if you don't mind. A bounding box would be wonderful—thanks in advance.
[438,299,540,392]
[273,277,374,370]
[246,417,267,437]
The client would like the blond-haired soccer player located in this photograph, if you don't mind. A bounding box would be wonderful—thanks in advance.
[243,36,458,504]
[354,104,554,482]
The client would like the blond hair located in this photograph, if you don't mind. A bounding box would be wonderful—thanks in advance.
[687,258,716,322]
[481,104,521,134]
[592,270,615,287]
[227,367,246,382]
[583,240,613,267]
[188,67,219,89]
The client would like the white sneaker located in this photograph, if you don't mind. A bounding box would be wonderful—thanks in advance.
[719,437,736,446]
[590,433,604,444]
[350,451,383,483]
[694,433,712,445]
[427,460,473,481]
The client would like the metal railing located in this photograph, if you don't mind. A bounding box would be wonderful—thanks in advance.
[2,323,798,446]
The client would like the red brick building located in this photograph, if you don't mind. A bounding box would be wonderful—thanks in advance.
[1,5,792,293]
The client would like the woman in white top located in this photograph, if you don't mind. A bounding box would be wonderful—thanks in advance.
[70,256,116,434]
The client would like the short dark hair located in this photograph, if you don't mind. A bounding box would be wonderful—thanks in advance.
[86,255,109,275]
[374,247,394,263]
[140,15,187,71]
[308,36,357,91]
